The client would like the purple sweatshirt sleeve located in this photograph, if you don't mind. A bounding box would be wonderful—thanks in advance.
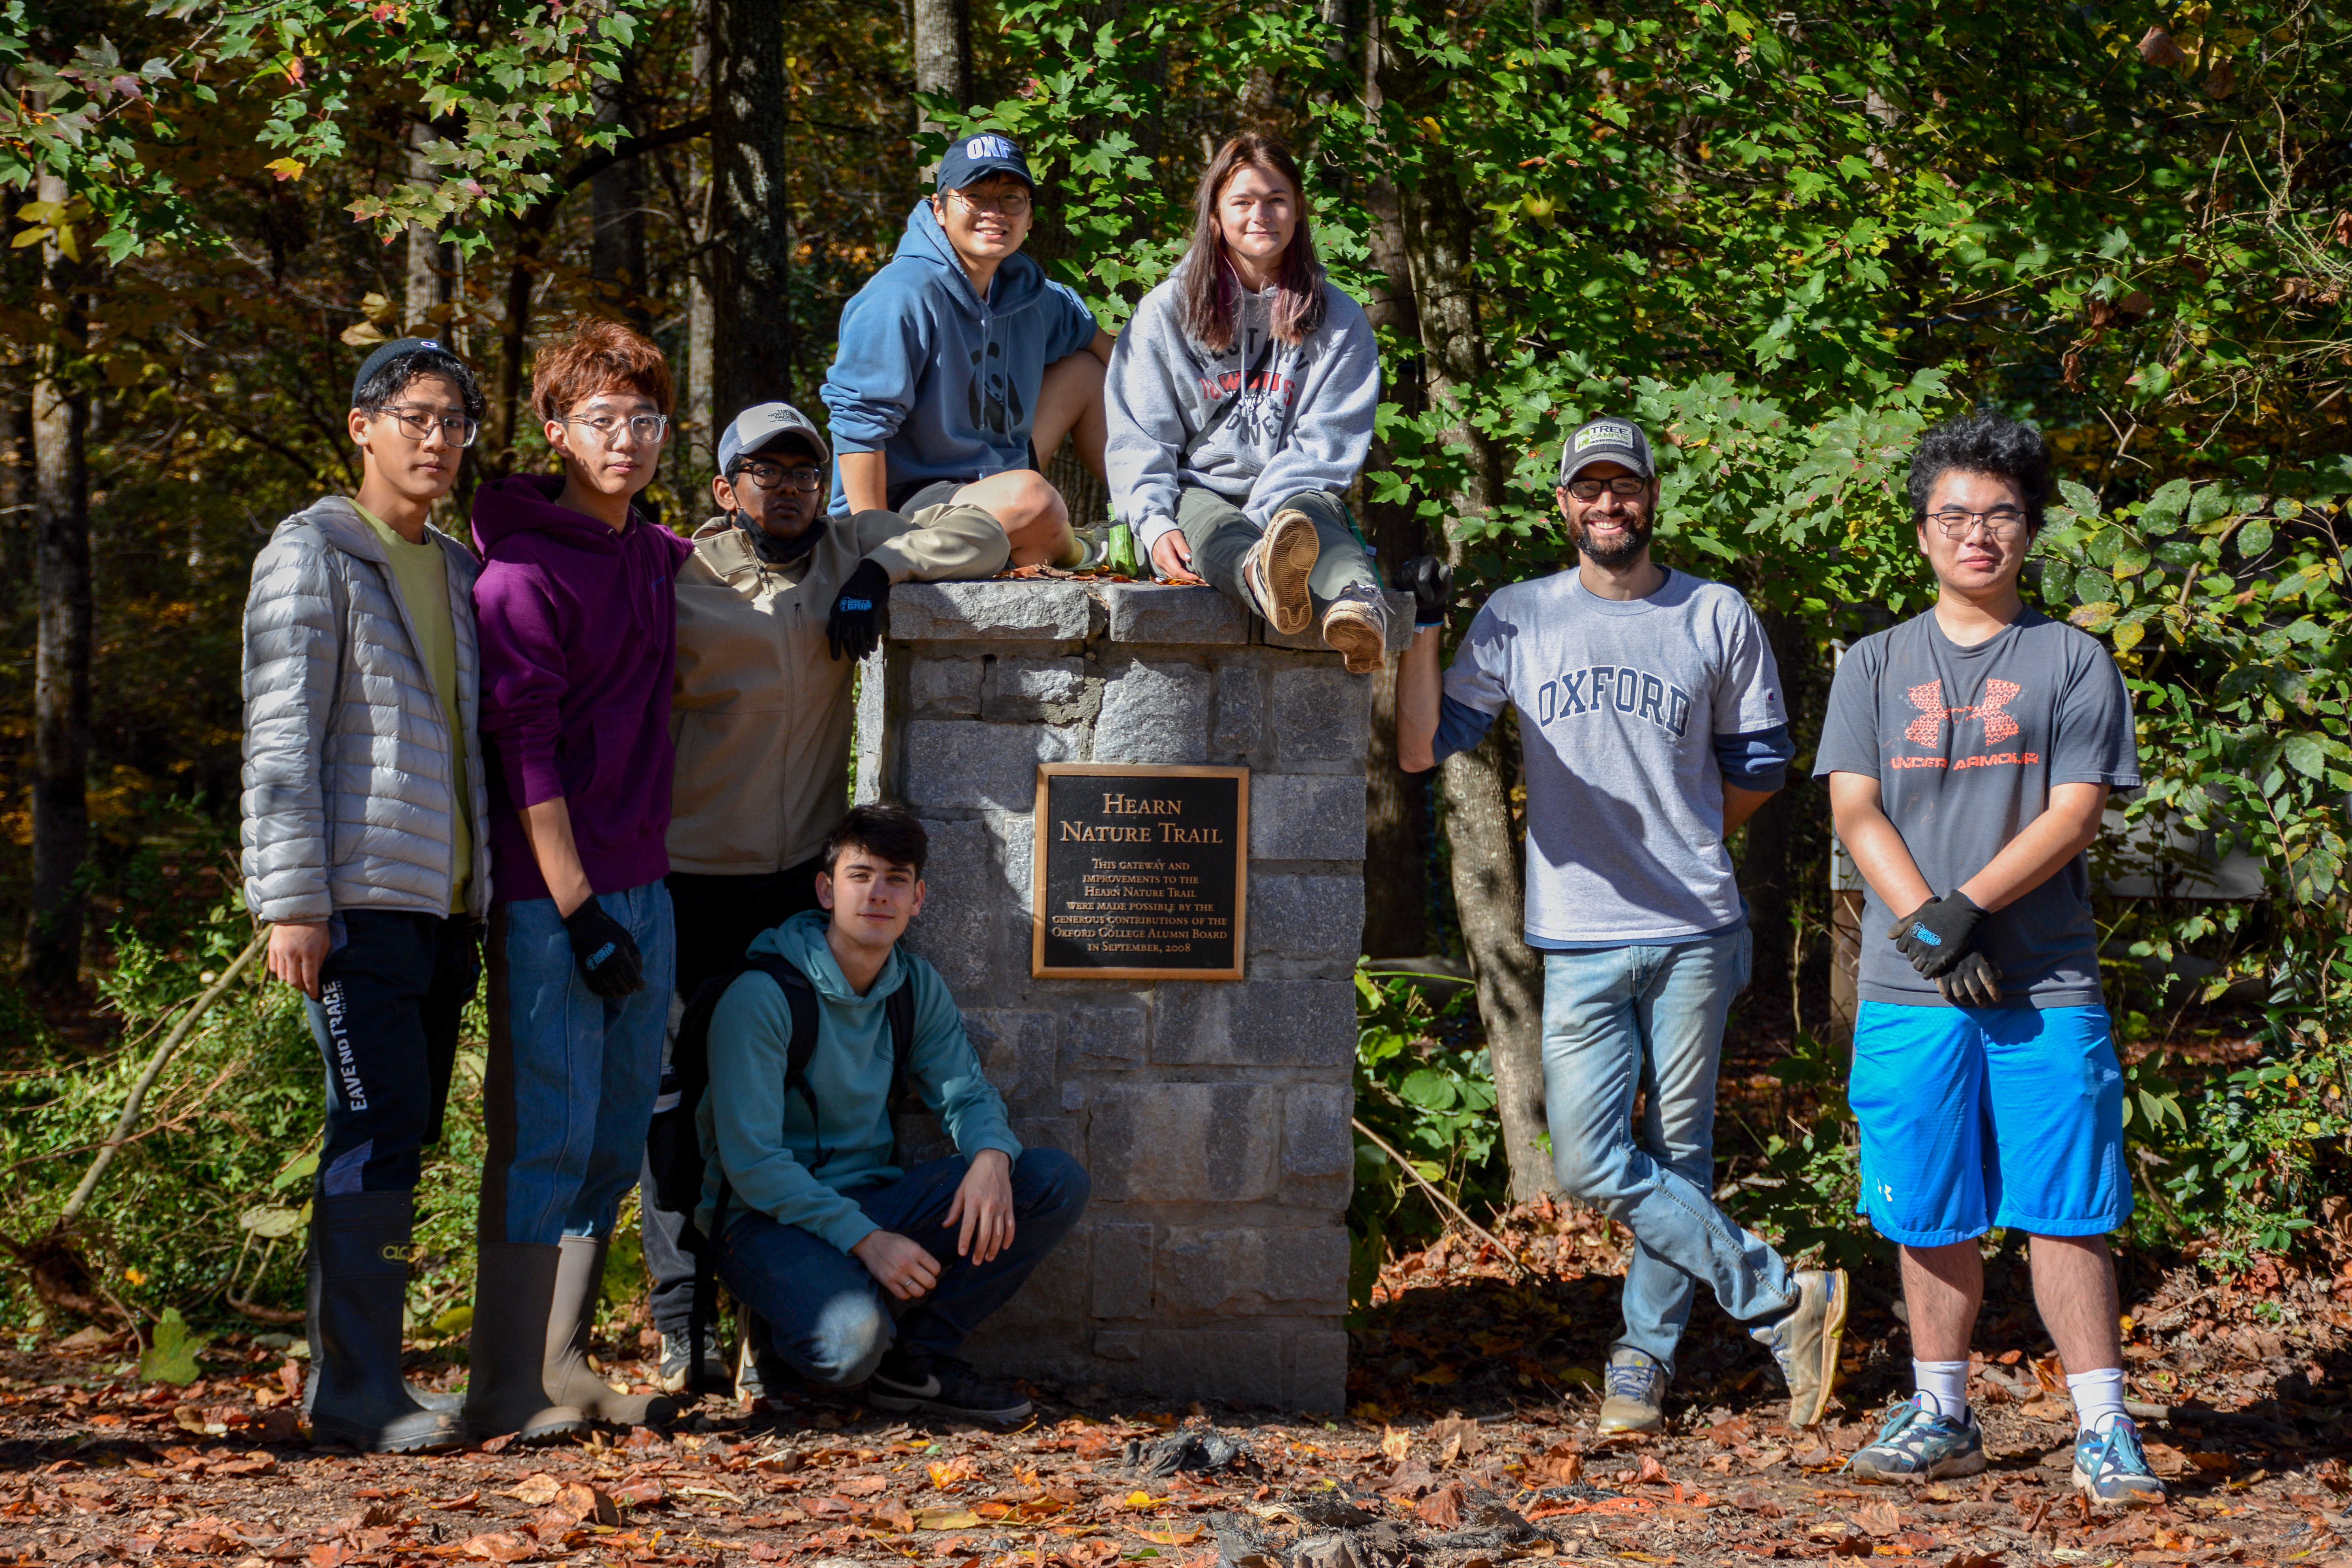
[474,562,572,810]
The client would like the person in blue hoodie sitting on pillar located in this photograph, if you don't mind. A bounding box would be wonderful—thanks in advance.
[821,133,1113,571]
[697,803,1090,1424]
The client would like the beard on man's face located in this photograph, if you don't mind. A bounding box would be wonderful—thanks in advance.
[1570,506,1653,566]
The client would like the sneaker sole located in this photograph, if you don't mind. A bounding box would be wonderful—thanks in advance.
[1792,1269,1851,1427]
[2071,1467,2165,1507]
[1322,608,1385,674]
[1849,1447,1988,1484]
[1258,511,1320,634]
[867,1386,1033,1424]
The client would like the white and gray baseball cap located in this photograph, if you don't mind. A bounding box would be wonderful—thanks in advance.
[718,401,830,473]
[1557,416,1655,485]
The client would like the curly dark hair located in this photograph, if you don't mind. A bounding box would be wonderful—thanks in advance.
[353,343,486,423]
[1906,411,2054,534]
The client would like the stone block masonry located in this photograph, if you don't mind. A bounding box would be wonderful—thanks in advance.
[855,581,1409,1411]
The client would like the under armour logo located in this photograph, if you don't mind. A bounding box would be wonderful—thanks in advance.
[1904,678,2021,748]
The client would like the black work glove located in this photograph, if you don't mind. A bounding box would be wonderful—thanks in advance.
[1937,950,2004,1008]
[1394,555,1454,628]
[562,895,646,997]
[828,559,891,661]
[1887,889,1986,979]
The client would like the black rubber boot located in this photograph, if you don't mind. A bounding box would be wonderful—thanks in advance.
[306,1193,465,1453]
[544,1235,675,1427]
[460,1242,586,1443]
[304,1238,461,1418]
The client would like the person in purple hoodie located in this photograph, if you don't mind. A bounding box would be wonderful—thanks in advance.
[463,319,693,1442]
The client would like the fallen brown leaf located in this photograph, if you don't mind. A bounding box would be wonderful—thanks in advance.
[1380,1425,1411,1463]
[456,1531,539,1562]
[1855,1500,1901,1537]
[1415,1482,1465,1529]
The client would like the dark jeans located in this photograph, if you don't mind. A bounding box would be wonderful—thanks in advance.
[1175,485,1378,616]
[644,861,827,1338]
[303,910,481,1196]
[717,1149,1091,1385]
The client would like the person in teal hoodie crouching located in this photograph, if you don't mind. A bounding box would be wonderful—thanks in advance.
[695,803,1088,1423]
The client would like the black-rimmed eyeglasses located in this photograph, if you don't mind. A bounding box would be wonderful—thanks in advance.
[1923,507,2029,542]
[732,460,824,493]
[1563,476,1648,500]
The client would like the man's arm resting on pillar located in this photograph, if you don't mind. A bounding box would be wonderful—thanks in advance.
[838,450,891,515]
[1399,628,1498,775]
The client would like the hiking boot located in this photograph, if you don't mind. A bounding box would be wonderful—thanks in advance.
[1241,510,1319,634]
[460,1242,586,1444]
[1320,584,1391,675]
[303,1238,461,1418]
[305,1193,464,1454]
[1596,1347,1667,1437]
[659,1329,733,1396]
[1751,1267,1848,1427]
[867,1348,1032,1424]
[733,1301,795,1411]
[1846,1394,1987,1483]
[544,1235,676,1428]
[2073,1417,2166,1506]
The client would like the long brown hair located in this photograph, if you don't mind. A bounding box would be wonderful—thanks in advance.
[1177,133,1327,353]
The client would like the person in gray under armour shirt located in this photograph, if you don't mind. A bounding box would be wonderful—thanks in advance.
[1396,415,1848,1438]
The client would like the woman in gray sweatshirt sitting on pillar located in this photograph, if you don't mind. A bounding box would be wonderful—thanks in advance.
[1105,132,1390,672]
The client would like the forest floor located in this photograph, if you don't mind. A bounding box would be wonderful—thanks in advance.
[0,1206,2345,1568]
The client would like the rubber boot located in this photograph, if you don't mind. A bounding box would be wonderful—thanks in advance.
[461,1242,586,1443]
[304,1238,461,1418]
[543,1234,676,1427]
[306,1193,465,1453]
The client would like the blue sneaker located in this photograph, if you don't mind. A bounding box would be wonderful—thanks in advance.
[1846,1394,1988,1483]
[2073,1417,2166,1506]
[1596,1348,1667,1437]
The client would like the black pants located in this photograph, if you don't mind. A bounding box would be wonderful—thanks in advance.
[303,910,481,1196]
[643,860,827,1338]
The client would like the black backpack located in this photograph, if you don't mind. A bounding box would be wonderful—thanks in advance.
[644,951,916,1383]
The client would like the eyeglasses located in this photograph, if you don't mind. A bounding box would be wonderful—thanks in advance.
[734,460,823,493]
[375,405,480,447]
[1923,506,2029,542]
[1563,476,1649,500]
[943,187,1032,216]
[560,412,670,447]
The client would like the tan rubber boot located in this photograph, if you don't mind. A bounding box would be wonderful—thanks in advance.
[544,1235,677,1427]
[1241,510,1320,634]
[460,1242,586,1443]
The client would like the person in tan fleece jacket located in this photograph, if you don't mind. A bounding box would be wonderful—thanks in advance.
[643,399,1009,1394]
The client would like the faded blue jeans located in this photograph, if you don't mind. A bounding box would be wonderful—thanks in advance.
[480,880,675,1246]
[1541,927,1796,1376]
[717,1150,1091,1387]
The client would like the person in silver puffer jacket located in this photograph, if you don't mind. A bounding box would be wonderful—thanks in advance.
[239,337,493,1456]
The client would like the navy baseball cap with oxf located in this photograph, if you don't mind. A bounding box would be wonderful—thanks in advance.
[1558,416,1656,485]
[936,131,1034,192]
[718,401,830,474]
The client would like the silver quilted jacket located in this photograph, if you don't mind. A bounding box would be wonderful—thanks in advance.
[240,496,493,922]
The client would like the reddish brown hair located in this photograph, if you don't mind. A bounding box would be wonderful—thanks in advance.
[531,317,674,422]
[1177,133,1326,354]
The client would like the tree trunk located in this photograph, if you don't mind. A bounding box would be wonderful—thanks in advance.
[1380,8,1556,1198]
[707,0,793,425]
[482,231,543,480]
[911,0,972,141]
[591,58,651,331]
[1355,1,1428,959]
[403,122,452,334]
[28,172,91,988]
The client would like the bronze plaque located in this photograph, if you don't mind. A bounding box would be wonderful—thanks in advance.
[1030,764,1249,980]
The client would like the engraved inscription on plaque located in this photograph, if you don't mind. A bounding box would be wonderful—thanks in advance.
[1030,764,1248,980]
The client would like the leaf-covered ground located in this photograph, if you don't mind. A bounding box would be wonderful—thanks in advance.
[1,1212,2346,1568]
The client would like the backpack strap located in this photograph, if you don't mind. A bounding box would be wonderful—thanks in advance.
[743,953,829,1168]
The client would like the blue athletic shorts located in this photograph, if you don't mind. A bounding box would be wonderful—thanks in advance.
[1848,1001,2131,1245]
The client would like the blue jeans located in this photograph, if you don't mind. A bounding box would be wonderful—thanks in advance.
[480,881,675,1245]
[717,1150,1090,1387]
[1541,928,1795,1375]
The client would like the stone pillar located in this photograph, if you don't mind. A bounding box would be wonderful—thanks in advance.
[854,580,1409,1411]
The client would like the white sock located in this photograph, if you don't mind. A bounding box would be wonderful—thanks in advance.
[1913,1358,1969,1419]
[2067,1366,2128,1434]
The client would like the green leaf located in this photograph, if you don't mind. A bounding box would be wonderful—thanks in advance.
[269,1153,319,1193]
[238,1204,301,1238]
[2236,518,2274,557]
[138,1307,208,1387]
[2283,734,2327,779]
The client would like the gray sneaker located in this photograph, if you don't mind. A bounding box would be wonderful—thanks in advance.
[1750,1267,1848,1427]
[1596,1347,1667,1437]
